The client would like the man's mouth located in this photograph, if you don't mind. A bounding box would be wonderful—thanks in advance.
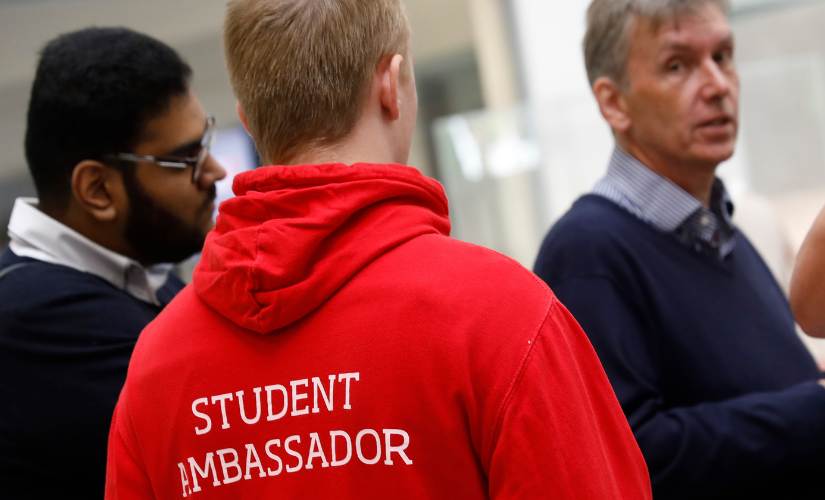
[696,116,736,137]
[698,116,735,128]
[200,186,218,215]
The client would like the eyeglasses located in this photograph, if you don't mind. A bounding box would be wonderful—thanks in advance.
[105,115,216,184]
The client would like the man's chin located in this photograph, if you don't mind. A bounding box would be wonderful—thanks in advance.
[689,142,737,169]
[125,219,209,265]
[199,220,216,240]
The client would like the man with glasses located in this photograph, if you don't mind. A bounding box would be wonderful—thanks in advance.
[0,27,225,499]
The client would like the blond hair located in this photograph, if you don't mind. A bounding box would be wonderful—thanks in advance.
[224,0,410,165]
[584,0,730,88]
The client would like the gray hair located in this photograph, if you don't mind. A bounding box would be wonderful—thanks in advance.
[584,0,731,87]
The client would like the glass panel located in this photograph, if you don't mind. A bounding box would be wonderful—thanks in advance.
[432,104,546,268]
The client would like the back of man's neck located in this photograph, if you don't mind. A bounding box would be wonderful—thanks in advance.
[283,117,405,167]
[287,146,400,168]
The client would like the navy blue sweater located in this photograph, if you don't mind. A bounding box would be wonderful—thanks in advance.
[535,195,825,500]
[0,247,184,499]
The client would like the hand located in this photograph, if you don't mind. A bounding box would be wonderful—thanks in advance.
[819,379,825,390]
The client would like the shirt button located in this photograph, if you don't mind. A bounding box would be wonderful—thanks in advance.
[700,215,711,227]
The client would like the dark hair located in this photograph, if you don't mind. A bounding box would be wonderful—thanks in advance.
[24,27,192,212]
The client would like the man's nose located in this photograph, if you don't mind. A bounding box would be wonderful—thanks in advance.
[700,58,733,100]
[197,154,227,189]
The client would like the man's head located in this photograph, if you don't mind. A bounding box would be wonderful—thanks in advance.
[223,0,415,166]
[25,27,226,265]
[585,0,737,175]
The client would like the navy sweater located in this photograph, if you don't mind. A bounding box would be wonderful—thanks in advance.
[0,247,184,499]
[535,195,825,500]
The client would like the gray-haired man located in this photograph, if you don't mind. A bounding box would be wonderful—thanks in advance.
[535,1,825,499]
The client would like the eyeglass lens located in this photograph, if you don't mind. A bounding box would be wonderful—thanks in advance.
[192,116,216,183]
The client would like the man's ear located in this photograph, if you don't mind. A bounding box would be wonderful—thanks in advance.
[237,101,252,136]
[592,76,631,133]
[71,160,123,222]
[379,54,404,121]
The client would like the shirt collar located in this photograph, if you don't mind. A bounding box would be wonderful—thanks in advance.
[604,147,734,232]
[7,198,172,306]
[709,180,735,229]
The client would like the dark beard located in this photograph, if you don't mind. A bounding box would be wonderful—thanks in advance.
[122,174,213,265]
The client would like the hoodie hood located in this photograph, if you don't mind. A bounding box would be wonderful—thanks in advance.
[193,163,451,334]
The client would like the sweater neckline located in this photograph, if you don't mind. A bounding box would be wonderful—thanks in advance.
[579,194,737,276]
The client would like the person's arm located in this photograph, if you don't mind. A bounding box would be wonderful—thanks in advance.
[105,390,156,500]
[552,277,825,499]
[486,299,652,500]
[791,205,825,337]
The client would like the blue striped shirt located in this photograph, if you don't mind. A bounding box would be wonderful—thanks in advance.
[592,147,736,259]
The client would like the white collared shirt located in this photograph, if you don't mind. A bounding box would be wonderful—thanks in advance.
[7,198,173,306]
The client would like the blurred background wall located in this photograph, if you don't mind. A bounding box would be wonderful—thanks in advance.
[0,0,489,245]
[1,0,824,352]
[482,0,825,275]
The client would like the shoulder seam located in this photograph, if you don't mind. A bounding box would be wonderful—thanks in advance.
[0,260,60,279]
[486,284,556,465]
[0,262,33,282]
[0,261,114,284]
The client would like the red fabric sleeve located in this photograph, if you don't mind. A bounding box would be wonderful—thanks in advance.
[105,390,157,500]
[487,299,652,499]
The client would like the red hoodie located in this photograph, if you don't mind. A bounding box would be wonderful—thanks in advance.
[105,163,651,499]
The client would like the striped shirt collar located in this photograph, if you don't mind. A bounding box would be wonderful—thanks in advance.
[593,147,736,258]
